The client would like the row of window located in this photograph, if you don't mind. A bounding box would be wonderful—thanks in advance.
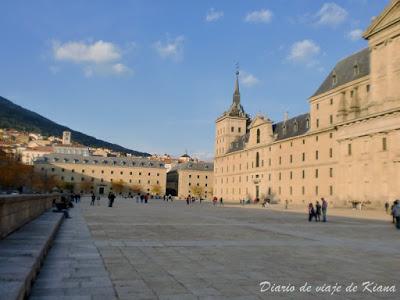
[42,167,161,177]
[218,148,333,173]
[218,185,334,197]
[188,182,208,187]
[45,157,164,168]
[216,167,334,184]
[347,137,388,155]
[188,174,208,179]
[57,175,160,185]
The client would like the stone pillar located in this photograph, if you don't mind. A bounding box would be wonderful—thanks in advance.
[337,91,348,122]
[349,87,361,119]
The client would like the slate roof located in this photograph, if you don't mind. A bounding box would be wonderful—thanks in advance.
[169,161,214,172]
[226,133,250,154]
[226,113,310,153]
[273,113,310,141]
[35,154,166,169]
[312,48,370,97]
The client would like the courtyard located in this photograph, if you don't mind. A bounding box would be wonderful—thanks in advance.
[30,198,400,299]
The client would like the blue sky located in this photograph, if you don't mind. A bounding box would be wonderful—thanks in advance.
[0,0,389,159]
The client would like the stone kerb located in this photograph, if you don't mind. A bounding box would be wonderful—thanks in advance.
[0,194,59,239]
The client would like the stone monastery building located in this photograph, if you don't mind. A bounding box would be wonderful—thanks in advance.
[214,0,400,207]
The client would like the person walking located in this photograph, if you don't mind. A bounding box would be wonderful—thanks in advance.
[186,196,190,205]
[392,200,400,229]
[96,195,101,206]
[212,196,217,206]
[108,192,116,207]
[391,201,396,224]
[140,194,144,204]
[321,198,328,222]
[285,199,289,209]
[385,202,390,214]
[315,201,322,222]
[219,197,224,206]
[90,192,96,206]
[144,194,149,204]
[308,203,315,222]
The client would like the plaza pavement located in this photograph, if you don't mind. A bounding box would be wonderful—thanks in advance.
[30,197,400,299]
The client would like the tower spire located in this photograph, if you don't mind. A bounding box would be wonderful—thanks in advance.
[233,63,240,105]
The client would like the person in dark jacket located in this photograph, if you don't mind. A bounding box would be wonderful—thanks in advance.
[90,192,96,206]
[308,203,315,222]
[315,201,322,222]
[108,192,116,207]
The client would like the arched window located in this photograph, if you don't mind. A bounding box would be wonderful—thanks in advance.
[256,152,260,168]
[256,129,260,144]
[306,118,310,129]
[294,121,298,132]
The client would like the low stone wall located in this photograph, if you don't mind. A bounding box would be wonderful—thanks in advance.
[0,194,60,239]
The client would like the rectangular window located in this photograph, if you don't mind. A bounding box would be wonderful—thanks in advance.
[330,168,333,178]
[348,143,352,156]
[316,119,319,128]
[366,85,370,93]
[279,156,282,165]
[302,170,305,179]
[315,169,319,178]
[290,155,293,163]
[315,151,319,160]
[302,153,305,161]
[382,137,387,151]
[330,98,333,105]
[290,171,293,180]
[302,186,305,195]
[329,148,333,158]
[231,127,234,132]
[315,186,319,196]
[279,172,281,181]
[330,115,333,124]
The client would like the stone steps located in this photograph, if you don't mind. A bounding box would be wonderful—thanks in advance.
[0,211,64,300]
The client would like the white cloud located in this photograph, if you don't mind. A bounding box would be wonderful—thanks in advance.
[315,3,348,27]
[288,39,321,66]
[240,71,260,87]
[154,36,184,61]
[347,29,363,41]
[205,8,224,22]
[52,40,132,77]
[53,40,121,63]
[245,9,273,23]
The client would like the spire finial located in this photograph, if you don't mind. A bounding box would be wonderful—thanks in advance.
[235,62,240,77]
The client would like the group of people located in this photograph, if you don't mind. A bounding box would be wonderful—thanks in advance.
[308,198,328,222]
[386,200,400,229]
[212,196,224,206]
[186,195,205,205]
[163,194,173,202]
[71,193,81,203]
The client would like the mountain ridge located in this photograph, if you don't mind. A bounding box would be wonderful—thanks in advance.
[0,96,150,157]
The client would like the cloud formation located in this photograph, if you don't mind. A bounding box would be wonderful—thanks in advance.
[205,8,224,22]
[240,71,260,87]
[245,9,273,23]
[315,3,348,27]
[52,40,131,77]
[288,39,321,66]
[53,40,121,63]
[347,29,363,41]
[154,36,185,61]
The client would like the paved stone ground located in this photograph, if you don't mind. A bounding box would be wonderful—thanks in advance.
[31,197,400,299]
[29,204,117,300]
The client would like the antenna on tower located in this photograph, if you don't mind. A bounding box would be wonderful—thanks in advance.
[235,62,240,76]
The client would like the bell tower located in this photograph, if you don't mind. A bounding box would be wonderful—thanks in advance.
[215,70,249,157]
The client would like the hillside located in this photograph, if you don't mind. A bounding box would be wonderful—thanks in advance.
[0,96,150,157]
